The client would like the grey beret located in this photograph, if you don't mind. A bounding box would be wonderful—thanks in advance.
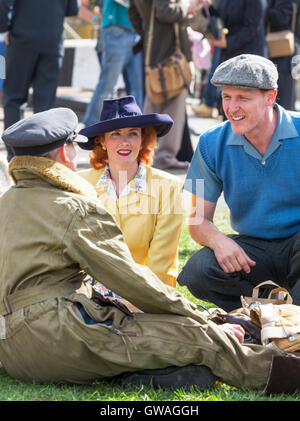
[211,54,278,90]
[2,108,89,156]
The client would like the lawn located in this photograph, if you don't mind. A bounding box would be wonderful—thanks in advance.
[0,206,299,403]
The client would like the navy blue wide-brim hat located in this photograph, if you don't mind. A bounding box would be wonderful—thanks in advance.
[78,95,174,150]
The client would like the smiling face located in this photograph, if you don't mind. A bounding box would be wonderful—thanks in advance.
[221,87,277,140]
[102,127,142,168]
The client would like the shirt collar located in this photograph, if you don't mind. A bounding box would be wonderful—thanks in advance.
[226,104,299,161]
[96,162,147,200]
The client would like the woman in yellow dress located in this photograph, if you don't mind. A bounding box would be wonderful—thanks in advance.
[78,96,183,287]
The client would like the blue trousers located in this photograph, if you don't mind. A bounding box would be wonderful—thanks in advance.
[83,25,144,126]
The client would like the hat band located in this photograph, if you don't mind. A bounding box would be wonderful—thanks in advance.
[13,134,74,156]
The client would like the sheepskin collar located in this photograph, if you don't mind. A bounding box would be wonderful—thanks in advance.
[9,156,98,200]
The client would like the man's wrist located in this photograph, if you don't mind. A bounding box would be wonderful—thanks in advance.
[206,229,227,250]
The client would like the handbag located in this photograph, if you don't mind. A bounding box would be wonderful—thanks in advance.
[145,0,192,105]
[266,3,297,59]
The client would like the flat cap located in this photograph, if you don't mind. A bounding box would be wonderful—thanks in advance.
[211,54,278,90]
[2,108,89,156]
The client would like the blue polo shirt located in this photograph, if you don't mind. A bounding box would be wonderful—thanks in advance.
[184,104,300,239]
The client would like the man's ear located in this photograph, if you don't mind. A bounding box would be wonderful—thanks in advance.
[266,89,277,106]
[57,144,70,163]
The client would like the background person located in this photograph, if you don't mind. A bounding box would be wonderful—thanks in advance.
[129,0,197,170]
[192,0,266,119]
[79,95,182,287]
[79,0,134,99]
[0,0,80,162]
[265,0,297,110]
[200,0,266,62]
[82,0,144,128]
[0,32,7,106]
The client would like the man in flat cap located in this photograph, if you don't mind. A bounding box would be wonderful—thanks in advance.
[179,53,300,312]
[0,106,298,394]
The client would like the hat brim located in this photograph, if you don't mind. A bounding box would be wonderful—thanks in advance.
[77,114,173,150]
[211,81,277,90]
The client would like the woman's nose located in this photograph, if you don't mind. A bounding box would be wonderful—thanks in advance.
[119,135,131,144]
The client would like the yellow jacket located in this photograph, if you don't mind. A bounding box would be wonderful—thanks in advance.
[79,164,183,287]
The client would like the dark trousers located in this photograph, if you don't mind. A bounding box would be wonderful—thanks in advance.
[2,42,63,160]
[178,231,300,312]
[176,114,194,163]
[272,54,296,111]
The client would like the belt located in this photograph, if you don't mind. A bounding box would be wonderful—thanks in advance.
[0,284,77,316]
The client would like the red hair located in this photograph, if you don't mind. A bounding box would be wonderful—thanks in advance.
[89,127,157,170]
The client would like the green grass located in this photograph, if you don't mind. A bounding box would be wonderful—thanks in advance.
[0,207,299,402]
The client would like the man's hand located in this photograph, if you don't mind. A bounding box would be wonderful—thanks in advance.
[4,32,9,45]
[188,196,256,275]
[220,323,245,344]
[211,31,227,48]
[212,235,256,274]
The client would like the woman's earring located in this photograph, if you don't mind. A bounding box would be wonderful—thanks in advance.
[102,145,107,151]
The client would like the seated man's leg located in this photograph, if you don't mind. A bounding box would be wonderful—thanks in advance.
[178,234,290,312]
[101,311,285,392]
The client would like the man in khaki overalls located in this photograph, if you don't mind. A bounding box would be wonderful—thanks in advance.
[0,107,298,394]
